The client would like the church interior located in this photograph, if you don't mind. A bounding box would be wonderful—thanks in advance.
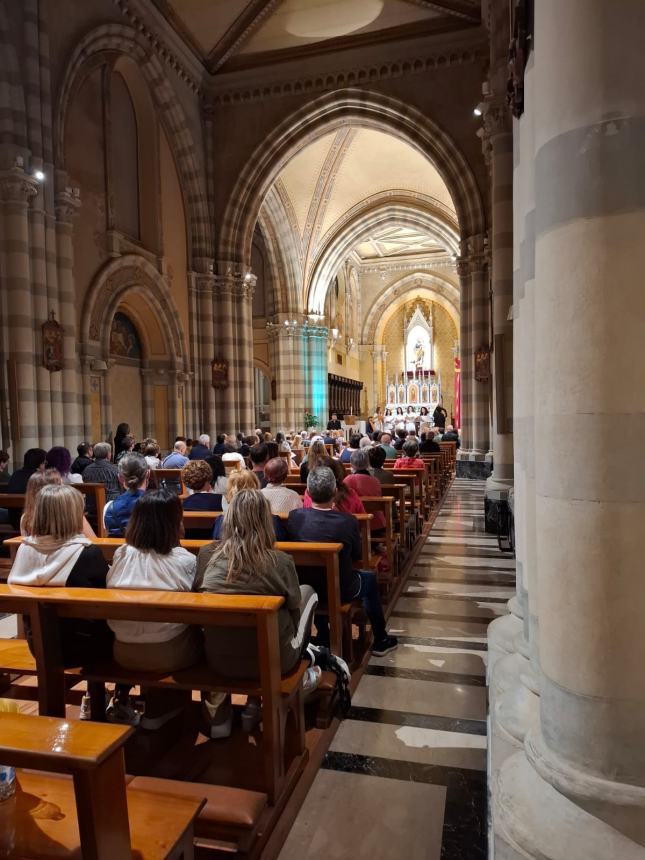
[0,0,643,858]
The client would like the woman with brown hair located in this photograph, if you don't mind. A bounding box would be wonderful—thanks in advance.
[196,489,319,737]
[107,489,200,728]
[299,439,328,483]
[303,456,366,515]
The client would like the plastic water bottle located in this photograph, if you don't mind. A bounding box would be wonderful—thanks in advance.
[0,765,15,801]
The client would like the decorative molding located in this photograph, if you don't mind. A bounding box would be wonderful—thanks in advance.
[507,0,533,119]
[55,187,82,224]
[208,47,485,107]
[207,0,284,73]
[111,0,202,92]
[403,0,480,22]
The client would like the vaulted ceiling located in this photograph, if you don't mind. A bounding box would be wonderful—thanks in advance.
[159,0,481,72]
[259,126,459,310]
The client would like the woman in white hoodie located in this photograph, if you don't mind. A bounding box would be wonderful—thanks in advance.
[8,484,112,666]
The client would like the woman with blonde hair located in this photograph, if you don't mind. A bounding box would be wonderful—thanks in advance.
[212,469,287,540]
[21,469,96,538]
[9,484,112,666]
[196,490,319,737]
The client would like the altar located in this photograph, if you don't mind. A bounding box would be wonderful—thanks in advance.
[385,303,442,412]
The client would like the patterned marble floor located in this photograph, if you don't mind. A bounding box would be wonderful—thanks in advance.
[279,479,515,860]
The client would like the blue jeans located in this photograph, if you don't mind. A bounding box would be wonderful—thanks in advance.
[315,570,387,645]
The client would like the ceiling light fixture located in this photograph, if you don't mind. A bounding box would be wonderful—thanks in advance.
[33,170,45,182]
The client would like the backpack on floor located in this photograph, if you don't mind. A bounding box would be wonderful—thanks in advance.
[307,645,352,718]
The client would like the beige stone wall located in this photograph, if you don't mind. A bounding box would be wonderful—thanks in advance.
[381,299,457,421]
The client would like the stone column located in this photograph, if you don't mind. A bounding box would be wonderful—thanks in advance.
[192,270,217,438]
[456,250,473,457]
[371,345,387,414]
[484,99,515,527]
[0,166,40,459]
[267,318,306,432]
[140,367,154,438]
[235,274,256,435]
[495,2,645,856]
[464,235,491,472]
[213,269,256,435]
[302,323,329,426]
[54,186,82,450]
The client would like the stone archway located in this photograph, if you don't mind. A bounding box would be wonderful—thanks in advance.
[81,255,189,446]
[217,88,485,270]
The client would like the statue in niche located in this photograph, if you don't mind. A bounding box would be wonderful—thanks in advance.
[414,339,425,369]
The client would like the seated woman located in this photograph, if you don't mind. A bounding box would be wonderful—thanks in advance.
[343,449,385,532]
[395,438,426,470]
[205,454,228,496]
[261,457,303,514]
[303,456,366,515]
[299,439,327,483]
[182,460,222,539]
[107,490,200,728]
[8,484,112,667]
[103,453,149,536]
[196,490,319,737]
[214,469,288,540]
[21,469,96,538]
[45,446,83,484]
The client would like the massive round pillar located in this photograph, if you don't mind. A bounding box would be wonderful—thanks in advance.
[494,2,645,855]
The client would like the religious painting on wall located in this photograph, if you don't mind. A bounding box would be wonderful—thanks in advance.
[110,311,142,359]
[475,346,491,382]
[42,312,63,372]
[211,358,228,389]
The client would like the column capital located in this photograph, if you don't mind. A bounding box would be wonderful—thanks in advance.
[213,271,256,300]
[482,98,512,140]
[0,166,39,204]
[266,315,303,340]
[55,187,81,223]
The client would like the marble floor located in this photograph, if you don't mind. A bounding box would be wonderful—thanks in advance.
[279,479,515,860]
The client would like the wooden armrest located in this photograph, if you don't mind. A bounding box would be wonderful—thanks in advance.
[0,712,133,772]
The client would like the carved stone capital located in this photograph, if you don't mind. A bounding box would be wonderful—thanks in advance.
[0,168,39,204]
[55,188,81,223]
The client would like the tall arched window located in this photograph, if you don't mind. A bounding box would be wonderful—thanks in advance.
[110,71,140,239]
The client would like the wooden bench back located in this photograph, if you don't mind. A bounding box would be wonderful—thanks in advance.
[0,584,289,802]
[3,536,346,658]
[0,483,107,537]
[151,468,186,495]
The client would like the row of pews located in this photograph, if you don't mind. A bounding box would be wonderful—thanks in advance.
[0,442,456,858]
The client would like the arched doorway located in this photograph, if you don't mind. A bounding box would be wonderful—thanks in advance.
[109,311,144,440]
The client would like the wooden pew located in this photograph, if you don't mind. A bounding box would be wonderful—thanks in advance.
[0,484,107,538]
[3,536,346,660]
[0,711,203,859]
[0,585,306,806]
[151,468,186,495]
[361,496,398,583]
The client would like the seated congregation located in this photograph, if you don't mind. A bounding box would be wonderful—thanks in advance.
[0,421,457,856]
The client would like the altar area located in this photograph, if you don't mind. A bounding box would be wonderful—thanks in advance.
[384,303,443,413]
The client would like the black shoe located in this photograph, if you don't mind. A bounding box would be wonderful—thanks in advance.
[372,635,398,657]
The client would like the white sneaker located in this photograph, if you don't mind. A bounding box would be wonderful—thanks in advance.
[302,665,322,694]
[79,694,91,721]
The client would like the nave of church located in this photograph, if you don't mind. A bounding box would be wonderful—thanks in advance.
[0,0,644,858]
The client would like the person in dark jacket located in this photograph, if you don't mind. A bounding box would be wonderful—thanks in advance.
[113,423,131,460]
[441,425,460,448]
[287,466,397,657]
[212,434,227,457]
[188,434,211,460]
[71,442,94,476]
[6,448,47,529]
[433,404,448,430]
[419,432,440,453]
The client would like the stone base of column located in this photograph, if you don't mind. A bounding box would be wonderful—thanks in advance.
[493,743,645,860]
[487,598,523,681]
[456,450,493,479]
